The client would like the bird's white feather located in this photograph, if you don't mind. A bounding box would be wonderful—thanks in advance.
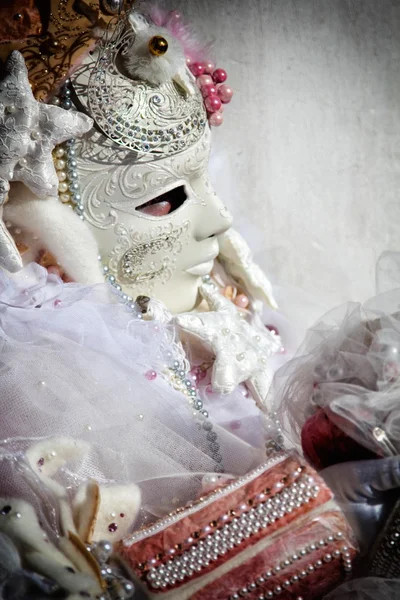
[124,12,194,92]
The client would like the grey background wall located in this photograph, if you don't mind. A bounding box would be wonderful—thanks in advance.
[170,0,400,327]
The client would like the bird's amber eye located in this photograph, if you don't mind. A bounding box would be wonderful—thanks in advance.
[148,36,169,56]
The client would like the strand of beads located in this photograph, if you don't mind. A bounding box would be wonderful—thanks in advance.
[98,261,144,320]
[52,81,84,218]
[167,359,224,473]
[54,137,83,218]
[229,532,352,600]
[87,540,137,599]
[188,60,233,127]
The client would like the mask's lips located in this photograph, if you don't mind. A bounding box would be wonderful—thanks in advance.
[136,185,187,216]
[185,260,215,277]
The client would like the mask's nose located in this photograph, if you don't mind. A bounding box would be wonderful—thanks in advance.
[189,176,233,242]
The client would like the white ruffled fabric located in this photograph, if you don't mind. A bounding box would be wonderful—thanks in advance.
[270,252,400,456]
[0,263,269,537]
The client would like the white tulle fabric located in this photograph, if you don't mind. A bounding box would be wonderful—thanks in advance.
[0,264,267,535]
[270,252,400,455]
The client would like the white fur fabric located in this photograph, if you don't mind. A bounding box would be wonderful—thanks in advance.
[125,12,191,88]
[4,183,103,284]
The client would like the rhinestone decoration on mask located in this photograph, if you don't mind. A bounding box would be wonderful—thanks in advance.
[86,15,207,160]
[118,221,190,285]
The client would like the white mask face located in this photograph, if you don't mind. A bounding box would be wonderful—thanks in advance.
[71,19,233,314]
[76,126,233,313]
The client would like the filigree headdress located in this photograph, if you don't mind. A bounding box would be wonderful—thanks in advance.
[70,5,234,161]
[80,13,208,161]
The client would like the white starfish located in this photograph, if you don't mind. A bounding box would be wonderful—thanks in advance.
[173,282,281,399]
[0,51,92,198]
[0,51,92,273]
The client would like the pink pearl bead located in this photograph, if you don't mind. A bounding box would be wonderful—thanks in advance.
[208,111,224,127]
[54,299,62,307]
[212,68,227,84]
[201,83,218,98]
[203,61,215,74]
[190,62,205,77]
[217,84,233,104]
[145,370,157,381]
[205,95,222,113]
[196,74,213,88]
[234,293,249,309]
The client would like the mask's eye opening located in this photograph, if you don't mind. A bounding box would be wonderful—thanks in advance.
[135,185,188,216]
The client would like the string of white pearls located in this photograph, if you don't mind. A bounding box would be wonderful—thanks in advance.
[54,139,83,217]
[229,531,351,599]
[53,82,84,218]
[168,358,224,472]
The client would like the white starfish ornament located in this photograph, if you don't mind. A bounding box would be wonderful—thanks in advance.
[173,281,281,404]
[0,50,93,272]
[0,51,93,198]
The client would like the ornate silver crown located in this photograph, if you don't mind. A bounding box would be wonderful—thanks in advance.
[79,16,208,161]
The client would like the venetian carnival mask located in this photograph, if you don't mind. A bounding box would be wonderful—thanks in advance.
[0,7,236,314]
[70,12,234,312]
